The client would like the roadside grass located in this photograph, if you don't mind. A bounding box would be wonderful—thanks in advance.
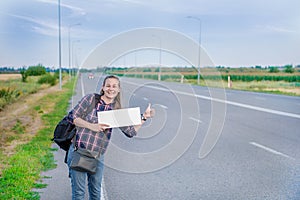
[186,79,300,96]
[0,77,42,111]
[111,70,300,96]
[227,81,300,96]
[0,79,75,199]
[1,76,42,94]
[123,73,300,96]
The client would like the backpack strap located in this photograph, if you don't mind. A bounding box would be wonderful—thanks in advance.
[73,93,101,149]
[73,93,102,154]
[93,93,101,109]
[83,93,101,119]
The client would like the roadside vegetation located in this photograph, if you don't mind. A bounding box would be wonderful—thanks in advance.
[0,65,59,111]
[0,65,75,199]
[107,65,300,96]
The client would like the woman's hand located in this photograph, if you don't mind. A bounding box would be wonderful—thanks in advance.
[143,103,155,119]
[89,123,110,132]
[75,118,110,132]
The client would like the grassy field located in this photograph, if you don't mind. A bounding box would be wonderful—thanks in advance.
[0,75,75,199]
[0,74,21,81]
[109,67,300,96]
[0,75,46,111]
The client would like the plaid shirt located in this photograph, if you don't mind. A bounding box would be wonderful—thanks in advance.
[70,93,137,155]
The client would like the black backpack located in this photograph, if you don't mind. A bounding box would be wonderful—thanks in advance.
[52,93,100,152]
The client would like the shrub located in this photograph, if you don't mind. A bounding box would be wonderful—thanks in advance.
[0,87,21,101]
[38,74,57,86]
[0,87,21,110]
[284,65,295,73]
[20,68,28,82]
[26,64,47,76]
[269,67,279,73]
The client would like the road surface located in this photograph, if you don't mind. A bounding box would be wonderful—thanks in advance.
[37,73,300,200]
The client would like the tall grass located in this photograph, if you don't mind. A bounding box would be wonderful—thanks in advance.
[112,72,300,83]
[0,77,41,110]
[110,71,300,96]
[0,79,75,199]
[221,74,300,82]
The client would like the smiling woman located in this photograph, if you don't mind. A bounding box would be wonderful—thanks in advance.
[66,75,154,199]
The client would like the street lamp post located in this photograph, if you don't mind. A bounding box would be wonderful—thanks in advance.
[58,0,62,89]
[187,16,202,85]
[152,34,162,81]
[72,40,80,76]
[68,23,81,79]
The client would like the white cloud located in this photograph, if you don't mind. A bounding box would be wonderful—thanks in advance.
[36,0,86,16]
[256,25,297,34]
[268,25,296,33]
[7,13,57,35]
[1,0,300,67]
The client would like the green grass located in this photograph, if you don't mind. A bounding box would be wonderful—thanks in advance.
[113,72,300,96]
[1,76,41,94]
[12,120,26,135]
[227,81,300,96]
[0,79,76,199]
[0,77,41,111]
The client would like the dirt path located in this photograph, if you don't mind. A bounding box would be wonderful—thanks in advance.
[0,84,62,172]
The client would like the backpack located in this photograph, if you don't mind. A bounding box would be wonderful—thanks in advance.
[52,93,100,152]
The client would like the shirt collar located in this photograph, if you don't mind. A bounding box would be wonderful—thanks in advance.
[99,96,114,106]
[98,97,114,111]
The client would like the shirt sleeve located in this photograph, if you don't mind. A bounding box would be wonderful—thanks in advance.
[71,94,94,120]
[119,126,137,138]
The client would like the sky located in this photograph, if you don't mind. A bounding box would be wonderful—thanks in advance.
[0,0,299,68]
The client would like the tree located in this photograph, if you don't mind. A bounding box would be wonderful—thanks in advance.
[269,66,279,73]
[20,67,28,82]
[26,64,47,76]
[284,65,294,73]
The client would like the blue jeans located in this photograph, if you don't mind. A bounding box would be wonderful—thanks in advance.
[67,144,104,200]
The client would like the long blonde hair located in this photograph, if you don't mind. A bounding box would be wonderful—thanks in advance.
[100,75,122,109]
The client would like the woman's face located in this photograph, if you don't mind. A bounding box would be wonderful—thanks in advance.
[102,78,120,100]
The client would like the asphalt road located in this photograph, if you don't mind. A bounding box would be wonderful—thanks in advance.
[38,73,300,200]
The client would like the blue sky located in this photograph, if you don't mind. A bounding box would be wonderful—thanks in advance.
[0,0,299,68]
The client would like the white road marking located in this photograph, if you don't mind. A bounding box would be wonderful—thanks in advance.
[81,74,85,97]
[101,178,107,200]
[189,117,203,123]
[158,104,168,109]
[124,80,300,119]
[249,142,295,160]
[143,97,149,101]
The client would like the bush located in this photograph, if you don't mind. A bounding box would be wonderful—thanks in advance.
[26,64,47,76]
[20,68,28,82]
[284,65,295,73]
[38,74,57,86]
[0,87,21,101]
[269,67,279,73]
[0,87,21,110]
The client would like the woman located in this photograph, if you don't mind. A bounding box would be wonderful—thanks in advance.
[67,75,154,200]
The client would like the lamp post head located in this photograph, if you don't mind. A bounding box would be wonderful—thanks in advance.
[186,16,201,21]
